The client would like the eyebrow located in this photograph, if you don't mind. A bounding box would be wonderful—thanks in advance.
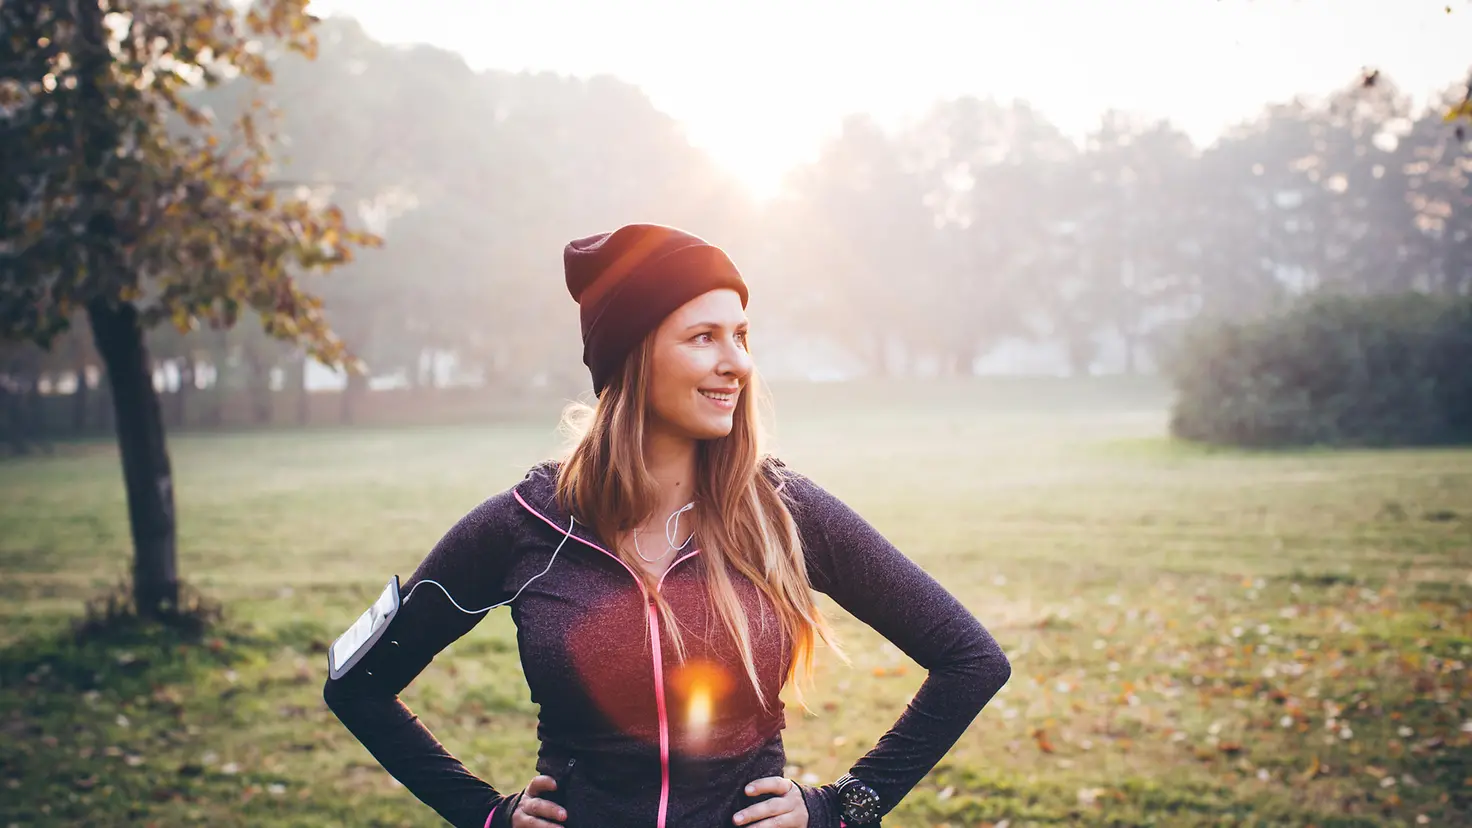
[684,320,749,331]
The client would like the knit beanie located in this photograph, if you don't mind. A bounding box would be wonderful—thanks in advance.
[564,223,748,395]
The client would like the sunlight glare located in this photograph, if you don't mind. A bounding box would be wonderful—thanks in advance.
[688,683,713,732]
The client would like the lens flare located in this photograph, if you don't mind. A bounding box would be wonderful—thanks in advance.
[670,659,736,755]
[688,683,713,731]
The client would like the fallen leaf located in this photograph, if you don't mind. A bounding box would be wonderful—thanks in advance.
[1033,728,1055,753]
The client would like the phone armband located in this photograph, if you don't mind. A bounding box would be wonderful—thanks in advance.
[327,575,402,680]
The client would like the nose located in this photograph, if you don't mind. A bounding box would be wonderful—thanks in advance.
[718,337,753,382]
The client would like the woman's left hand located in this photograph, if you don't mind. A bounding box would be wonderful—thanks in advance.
[732,776,807,827]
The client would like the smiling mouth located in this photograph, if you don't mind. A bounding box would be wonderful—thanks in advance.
[699,389,738,403]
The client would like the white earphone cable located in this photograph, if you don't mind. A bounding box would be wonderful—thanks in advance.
[403,513,575,615]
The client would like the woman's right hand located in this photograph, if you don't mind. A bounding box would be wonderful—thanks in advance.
[512,774,567,827]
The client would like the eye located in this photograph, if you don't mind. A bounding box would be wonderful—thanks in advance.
[692,331,714,344]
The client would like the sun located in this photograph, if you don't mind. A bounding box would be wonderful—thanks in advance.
[671,97,826,204]
[686,127,800,203]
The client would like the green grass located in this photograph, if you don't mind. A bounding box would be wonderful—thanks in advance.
[2,379,1470,827]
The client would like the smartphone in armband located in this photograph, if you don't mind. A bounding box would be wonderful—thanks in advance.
[328,575,401,681]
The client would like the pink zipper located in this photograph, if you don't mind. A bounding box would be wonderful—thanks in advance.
[651,550,700,827]
[644,600,670,826]
[515,491,701,828]
[657,551,701,591]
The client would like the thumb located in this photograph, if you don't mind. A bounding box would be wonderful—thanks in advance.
[524,774,558,799]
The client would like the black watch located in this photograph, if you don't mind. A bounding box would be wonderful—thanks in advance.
[835,773,881,825]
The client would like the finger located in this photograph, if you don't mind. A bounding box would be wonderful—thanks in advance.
[742,807,807,828]
[512,813,566,828]
[742,817,800,828]
[524,774,559,798]
[742,776,795,798]
[519,795,568,824]
[732,792,794,826]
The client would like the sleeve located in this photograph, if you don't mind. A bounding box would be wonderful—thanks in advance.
[780,471,1012,827]
[322,486,527,828]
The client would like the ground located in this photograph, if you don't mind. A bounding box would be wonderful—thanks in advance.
[1,378,1468,827]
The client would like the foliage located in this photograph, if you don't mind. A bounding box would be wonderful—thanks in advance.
[0,0,378,363]
[8,14,1472,402]
[1168,293,1472,447]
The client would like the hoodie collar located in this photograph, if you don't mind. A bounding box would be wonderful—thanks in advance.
[517,456,793,518]
[513,461,611,550]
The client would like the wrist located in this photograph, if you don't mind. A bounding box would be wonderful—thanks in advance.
[488,791,521,828]
[796,780,843,828]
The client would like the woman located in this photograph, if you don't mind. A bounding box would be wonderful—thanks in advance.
[324,224,1011,828]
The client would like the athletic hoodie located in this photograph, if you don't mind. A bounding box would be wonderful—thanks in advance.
[323,460,1011,828]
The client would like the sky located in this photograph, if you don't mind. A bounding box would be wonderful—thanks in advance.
[307,0,1472,198]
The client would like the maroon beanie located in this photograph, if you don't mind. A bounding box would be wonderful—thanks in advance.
[564,223,748,395]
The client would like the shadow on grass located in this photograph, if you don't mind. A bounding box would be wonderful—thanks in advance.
[0,610,348,826]
[0,618,249,704]
[0,573,343,689]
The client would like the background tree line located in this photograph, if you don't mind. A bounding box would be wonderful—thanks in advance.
[5,14,1472,447]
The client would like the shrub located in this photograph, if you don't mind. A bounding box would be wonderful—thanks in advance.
[1167,292,1472,447]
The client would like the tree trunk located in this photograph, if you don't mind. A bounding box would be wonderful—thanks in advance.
[341,370,367,424]
[1121,332,1138,375]
[69,1,175,614]
[866,333,888,379]
[3,361,42,452]
[202,356,223,428]
[1,383,26,455]
[174,358,193,428]
[73,363,90,433]
[26,377,45,445]
[1066,333,1095,378]
[88,299,179,618]
[247,347,273,425]
[96,377,114,432]
[202,329,226,428]
[953,343,973,378]
[295,355,311,425]
[253,378,272,425]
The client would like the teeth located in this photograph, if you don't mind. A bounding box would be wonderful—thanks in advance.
[700,390,734,402]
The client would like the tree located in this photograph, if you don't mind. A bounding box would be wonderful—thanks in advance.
[0,0,376,619]
[1398,81,1472,294]
[909,97,1079,373]
[774,114,934,375]
[1071,113,1198,373]
[198,21,744,397]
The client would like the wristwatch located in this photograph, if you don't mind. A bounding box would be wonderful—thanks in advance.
[835,773,881,826]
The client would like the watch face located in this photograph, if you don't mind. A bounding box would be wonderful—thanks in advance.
[840,782,881,823]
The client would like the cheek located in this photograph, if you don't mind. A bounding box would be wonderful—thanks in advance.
[651,350,708,411]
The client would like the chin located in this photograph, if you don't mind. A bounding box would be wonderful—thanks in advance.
[687,418,735,441]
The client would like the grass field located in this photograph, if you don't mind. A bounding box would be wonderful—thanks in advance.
[2,379,1469,827]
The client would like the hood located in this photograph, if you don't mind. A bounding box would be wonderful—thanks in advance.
[511,460,614,552]
[512,455,795,547]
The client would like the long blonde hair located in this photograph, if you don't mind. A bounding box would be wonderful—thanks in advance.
[554,336,842,711]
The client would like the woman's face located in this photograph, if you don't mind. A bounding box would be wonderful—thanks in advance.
[647,289,753,442]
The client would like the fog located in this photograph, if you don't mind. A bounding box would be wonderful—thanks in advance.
[7,6,1472,434]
